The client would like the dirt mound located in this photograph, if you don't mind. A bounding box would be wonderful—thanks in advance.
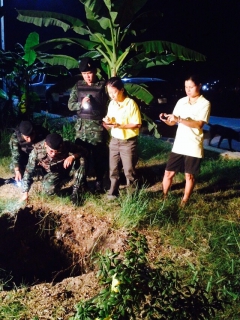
[0,200,129,319]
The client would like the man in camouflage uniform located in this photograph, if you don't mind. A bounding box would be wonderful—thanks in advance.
[9,120,49,181]
[68,57,109,192]
[21,133,87,205]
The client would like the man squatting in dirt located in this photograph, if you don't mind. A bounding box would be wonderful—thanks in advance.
[68,57,109,193]
[20,133,87,205]
[9,120,49,182]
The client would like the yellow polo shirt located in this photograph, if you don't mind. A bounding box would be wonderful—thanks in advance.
[107,97,142,140]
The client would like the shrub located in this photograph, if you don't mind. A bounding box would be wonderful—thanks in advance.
[71,232,225,320]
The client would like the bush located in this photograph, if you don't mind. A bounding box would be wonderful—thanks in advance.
[71,232,225,320]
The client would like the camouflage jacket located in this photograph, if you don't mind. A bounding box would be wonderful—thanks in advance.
[9,125,49,168]
[68,79,109,145]
[21,139,87,192]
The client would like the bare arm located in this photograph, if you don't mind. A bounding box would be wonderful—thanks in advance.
[113,123,141,129]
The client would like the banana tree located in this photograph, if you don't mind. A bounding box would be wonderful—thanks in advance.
[0,32,71,119]
[16,0,206,77]
[16,0,206,136]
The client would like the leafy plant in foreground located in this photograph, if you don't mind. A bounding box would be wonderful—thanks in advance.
[71,232,225,320]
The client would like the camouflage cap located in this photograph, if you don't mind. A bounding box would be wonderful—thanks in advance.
[79,57,96,72]
[45,133,63,150]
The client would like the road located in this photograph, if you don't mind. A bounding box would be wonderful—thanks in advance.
[203,116,240,152]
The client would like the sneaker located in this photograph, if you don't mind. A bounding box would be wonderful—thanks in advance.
[106,194,117,200]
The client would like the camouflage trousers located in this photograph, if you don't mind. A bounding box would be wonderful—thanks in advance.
[74,118,105,145]
[42,157,85,195]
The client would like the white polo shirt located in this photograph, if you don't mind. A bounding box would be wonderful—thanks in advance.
[172,95,211,158]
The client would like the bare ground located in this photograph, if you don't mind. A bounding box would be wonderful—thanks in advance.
[0,169,154,319]
[0,159,192,319]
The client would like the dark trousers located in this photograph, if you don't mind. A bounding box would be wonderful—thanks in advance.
[75,138,109,181]
[109,137,138,195]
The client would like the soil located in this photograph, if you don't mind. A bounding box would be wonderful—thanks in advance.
[0,168,163,319]
[0,148,190,319]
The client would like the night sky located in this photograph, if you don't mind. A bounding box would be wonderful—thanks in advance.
[3,0,240,83]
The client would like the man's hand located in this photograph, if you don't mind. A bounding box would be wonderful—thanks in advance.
[63,155,75,169]
[81,96,90,106]
[15,169,22,182]
[21,192,28,202]
[159,113,177,126]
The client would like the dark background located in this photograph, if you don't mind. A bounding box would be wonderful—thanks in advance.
[3,0,240,87]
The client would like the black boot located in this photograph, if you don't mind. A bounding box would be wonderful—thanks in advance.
[95,180,104,193]
[70,185,83,206]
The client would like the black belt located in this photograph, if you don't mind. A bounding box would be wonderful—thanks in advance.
[112,136,137,141]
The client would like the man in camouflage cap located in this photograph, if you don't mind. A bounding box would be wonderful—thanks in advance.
[21,133,87,205]
[68,57,109,193]
[9,120,49,182]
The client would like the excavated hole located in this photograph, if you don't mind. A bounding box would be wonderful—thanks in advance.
[0,208,82,290]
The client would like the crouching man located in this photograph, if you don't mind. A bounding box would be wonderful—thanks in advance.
[21,133,87,205]
[9,120,49,182]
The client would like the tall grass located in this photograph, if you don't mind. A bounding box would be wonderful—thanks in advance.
[0,132,239,318]
[114,185,151,229]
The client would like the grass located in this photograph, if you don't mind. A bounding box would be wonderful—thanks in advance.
[0,129,240,319]
[113,185,151,229]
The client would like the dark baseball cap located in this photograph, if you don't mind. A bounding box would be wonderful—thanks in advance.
[79,57,96,72]
[19,121,33,136]
[45,133,63,150]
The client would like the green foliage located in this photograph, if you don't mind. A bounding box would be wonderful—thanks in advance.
[71,232,225,319]
[61,122,76,142]
[16,1,206,77]
[137,135,171,160]
[0,32,43,119]
[114,186,150,229]
[0,130,11,158]
[15,1,206,139]
[0,301,26,319]
[0,135,239,318]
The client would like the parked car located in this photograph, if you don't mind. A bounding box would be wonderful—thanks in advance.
[122,77,176,120]
[122,77,177,137]
[45,74,82,115]
[30,70,82,115]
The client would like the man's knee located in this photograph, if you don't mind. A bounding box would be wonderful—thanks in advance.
[42,183,55,195]
[185,173,195,181]
[164,170,175,179]
[42,174,59,195]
